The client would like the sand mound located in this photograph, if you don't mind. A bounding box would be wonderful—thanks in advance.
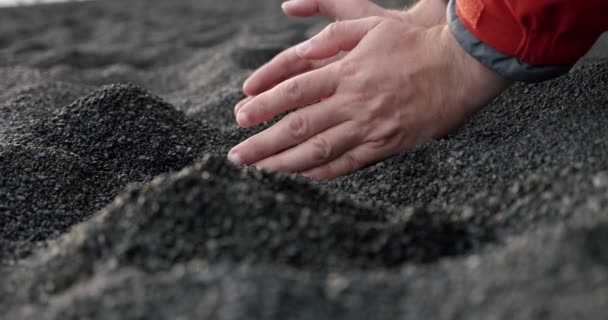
[26,83,213,180]
[32,155,492,275]
[3,163,607,319]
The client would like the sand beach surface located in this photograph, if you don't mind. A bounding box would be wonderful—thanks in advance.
[1,0,608,318]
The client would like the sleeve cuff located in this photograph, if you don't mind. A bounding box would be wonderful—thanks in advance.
[447,0,572,83]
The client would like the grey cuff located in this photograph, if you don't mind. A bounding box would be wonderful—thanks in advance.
[447,0,571,83]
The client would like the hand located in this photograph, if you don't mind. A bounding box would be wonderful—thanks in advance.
[228,17,511,180]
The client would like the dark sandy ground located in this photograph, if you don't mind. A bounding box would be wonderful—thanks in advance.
[1,0,608,318]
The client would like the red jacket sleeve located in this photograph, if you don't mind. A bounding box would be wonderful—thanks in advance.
[456,0,608,65]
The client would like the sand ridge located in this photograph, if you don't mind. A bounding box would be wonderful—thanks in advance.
[1,0,607,318]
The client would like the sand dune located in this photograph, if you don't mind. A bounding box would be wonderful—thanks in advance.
[1,0,607,318]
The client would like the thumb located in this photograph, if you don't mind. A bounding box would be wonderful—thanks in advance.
[295,17,382,60]
[282,0,325,17]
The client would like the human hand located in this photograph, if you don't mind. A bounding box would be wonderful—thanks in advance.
[229,17,511,179]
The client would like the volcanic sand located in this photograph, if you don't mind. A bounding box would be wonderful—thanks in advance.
[1,0,608,318]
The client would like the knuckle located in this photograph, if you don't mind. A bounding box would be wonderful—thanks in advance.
[354,101,377,124]
[371,137,391,150]
[382,115,402,138]
[287,113,308,139]
[353,91,373,107]
[342,153,360,172]
[310,135,333,162]
[367,125,397,150]
[337,60,358,78]
[283,79,301,101]
[255,97,269,115]
[326,22,342,38]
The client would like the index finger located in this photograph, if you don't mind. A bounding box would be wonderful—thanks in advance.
[243,45,315,96]
[237,64,339,128]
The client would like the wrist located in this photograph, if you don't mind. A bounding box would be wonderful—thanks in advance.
[439,25,512,109]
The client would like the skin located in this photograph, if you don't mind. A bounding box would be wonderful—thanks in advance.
[228,0,511,180]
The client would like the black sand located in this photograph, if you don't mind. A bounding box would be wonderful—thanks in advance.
[1,0,608,318]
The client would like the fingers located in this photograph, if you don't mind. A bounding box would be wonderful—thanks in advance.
[237,65,339,127]
[228,98,346,165]
[253,121,361,173]
[296,17,382,60]
[243,46,315,96]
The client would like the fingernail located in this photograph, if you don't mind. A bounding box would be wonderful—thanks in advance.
[228,149,242,164]
[234,99,247,116]
[236,111,250,126]
[242,79,253,94]
[281,0,296,10]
